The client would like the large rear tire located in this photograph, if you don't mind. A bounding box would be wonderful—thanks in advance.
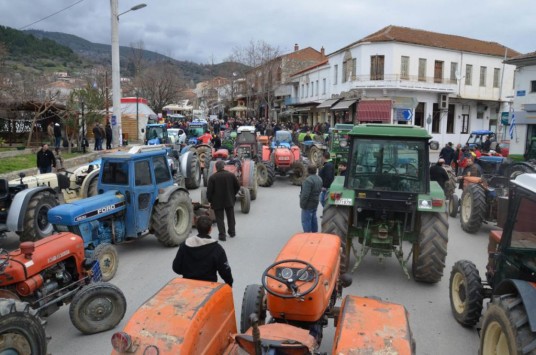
[443,165,457,200]
[460,183,486,234]
[0,299,47,355]
[412,212,448,283]
[240,284,266,333]
[92,243,118,282]
[184,152,201,190]
[290,161,307,186]
[480,295,536,355]
[152,190,193,246]
[240,187,251,214]
[20,191,59,242]
[449,260,483,327]
[69,282,126,335]
[321,205,351,273]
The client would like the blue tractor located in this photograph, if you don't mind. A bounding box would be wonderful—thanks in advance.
[145,124,170,145]
[48,146,194,281]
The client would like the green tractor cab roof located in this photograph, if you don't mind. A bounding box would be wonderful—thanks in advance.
[349,124,432,139]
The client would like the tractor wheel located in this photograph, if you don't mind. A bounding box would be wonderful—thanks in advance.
[480,295,536,355]
[240,187,251,214]
[412,212,448,283]
[256,162,269,187]
[92,243,118,282]
[290,161,307,186]
[449,260,483,327]
[69,282,126,334]
[321,205,351,273]
[152,190,193,247]
[20,191,59,242]
[508,163,534,180]
[308,146,323,167]
[250,170,258,201]
[184,152,201,190]
[87,175,99,197]
[240,284,267,333]
[460,183,486,234]
[449,194,459,218]
[200,188,209,205]
[0,299,47,355]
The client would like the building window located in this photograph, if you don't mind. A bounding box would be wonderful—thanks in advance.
[465,64,472,85]
[334,64,338,84]
[306,83,309,97]
[323,78,326,94]
[432,104,440,133]
[401,56,409,80]
[531,80,536,92]
[300,84,304,98]
[461,114,469,134]
[370,55,384,80]
[311,83,314,96]
[446,104,455,134]
[352,58,357,80]
[493,68,500,88]
[418,58,426,81]
[480,66,487,87]
[450,62,458,82]
[315,80,319,96]
[342,60,348,83]
[434,61,444,83]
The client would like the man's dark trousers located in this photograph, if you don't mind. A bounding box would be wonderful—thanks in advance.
[214,206,235,237]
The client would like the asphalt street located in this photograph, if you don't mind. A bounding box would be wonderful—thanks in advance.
[4,177,490,354]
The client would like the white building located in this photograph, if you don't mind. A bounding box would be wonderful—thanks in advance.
[287,25,520,148]
[504,51,536,157]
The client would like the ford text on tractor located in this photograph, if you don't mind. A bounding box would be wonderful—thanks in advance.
[111,232,415,354]
[48,145,193,281]
[449,174,536,354]
[322,124,448,283]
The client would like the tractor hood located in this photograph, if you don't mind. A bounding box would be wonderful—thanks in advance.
[48,190,126,226]
[9,173,61,188]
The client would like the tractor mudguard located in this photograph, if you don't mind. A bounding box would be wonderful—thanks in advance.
[417,182,446,213]
[158,184,188,203]
[332,295,415,354]
[494,279,536,332]
[181,144,194,155]
[179,150,195,179]
[80,169,100,198]
[261,145,271,161]
[291,146,301,161]
[324,176,355,207]
[241,160,256,189]
[6,186,56,232]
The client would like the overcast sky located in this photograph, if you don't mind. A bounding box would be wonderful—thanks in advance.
[1,0,534,64]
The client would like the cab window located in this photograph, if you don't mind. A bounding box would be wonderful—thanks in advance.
[153,156,170,184]
[135,161,152,186]
[101,161,129,185]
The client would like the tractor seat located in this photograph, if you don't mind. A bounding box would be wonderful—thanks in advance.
[235,323,315,354]
[56,173,71,190]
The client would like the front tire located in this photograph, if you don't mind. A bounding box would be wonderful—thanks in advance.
[92,243,118,282]
[449,194,459,218]
[69,282,126,334]
[308,146,323,167]
[0,299,47,355]
[321,205,351,273]
[240,284,266,333]
[184,153,201,190]
[449,260,483,327]
[152,190,193,246]
[290,161,307,186]
[480,295,536,355]
[460,183,486,234]
[20,191,59,242]
[412,212,448,283]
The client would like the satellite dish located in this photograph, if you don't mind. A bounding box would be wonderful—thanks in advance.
[455,70,462,80]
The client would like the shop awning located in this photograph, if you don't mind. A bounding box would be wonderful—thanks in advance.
[317,98,340,109]
[331,99,357,111]
[356,100,392,122]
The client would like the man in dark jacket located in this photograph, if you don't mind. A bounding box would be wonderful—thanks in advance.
[172,216,233,286]
[430,158,449,192]
[36,144,56,174]
[207,160,240,241]
[318,151,335,207]
[105,122,113,150]
[439,142,455,165]
[300,165,323,232]
[93,123,102,151]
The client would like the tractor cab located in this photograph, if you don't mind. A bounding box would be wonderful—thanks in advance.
[466,130,496,150]
[235,131,259,159]
[187,119,208,145]
[525,137,536,161]
[145,124,169,145]
[272,130,293,149]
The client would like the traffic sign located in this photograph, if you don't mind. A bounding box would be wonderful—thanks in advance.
[396,109,413,121]
[111,115,117,126]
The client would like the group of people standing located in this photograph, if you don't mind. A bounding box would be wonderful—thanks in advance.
[92,122,113,151]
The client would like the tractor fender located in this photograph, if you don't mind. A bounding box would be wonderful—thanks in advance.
[6,186,56,232]
[80,169,101,198]
[261,145,271,161]
[157,184,189,203]
[241,159,256,189]
[494,279,536,332]
[291,146,301,161]
[179,150,195,178]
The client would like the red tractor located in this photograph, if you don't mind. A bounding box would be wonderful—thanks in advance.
[111,233,415,354]
[262,130,307,186]
[202,148,257,213]
[0,233,126,341]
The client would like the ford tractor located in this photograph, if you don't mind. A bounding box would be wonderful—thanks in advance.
[48,145,194,281]
[449,174,536,354]
[263,130,307,186]
[322,124,448,283]
[0,233,126,342]
[111,232,415,354]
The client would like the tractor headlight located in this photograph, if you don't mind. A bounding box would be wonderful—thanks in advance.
[339,139,348,148]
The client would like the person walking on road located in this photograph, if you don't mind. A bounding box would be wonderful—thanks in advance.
[300,165,323,233]
[318,151,335,207]
[36,144,56,174]
[207,160,240,241]
[172,215,233,286]
[105,122,113,150]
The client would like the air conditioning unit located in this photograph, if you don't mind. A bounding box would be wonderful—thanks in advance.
[439,94,449,110]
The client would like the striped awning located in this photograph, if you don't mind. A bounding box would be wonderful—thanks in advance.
[331,99,357,111]
[317,98,340,109]
[356,100,392,122]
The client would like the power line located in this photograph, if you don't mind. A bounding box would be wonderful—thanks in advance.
[18,0,86,30]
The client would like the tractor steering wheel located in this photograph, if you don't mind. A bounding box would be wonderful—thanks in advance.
[261,259,319,299]
[0,249,10,271]
[382,163,399,174]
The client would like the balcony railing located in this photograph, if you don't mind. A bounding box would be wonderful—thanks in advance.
[351,74,457,85]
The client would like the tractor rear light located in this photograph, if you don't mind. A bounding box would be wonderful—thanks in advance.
[330,192,342,200]
[432,198,444,207]
[111,332,132,352]
[143,346,160,355]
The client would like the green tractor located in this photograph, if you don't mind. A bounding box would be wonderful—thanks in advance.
[449,173,536,354]
[321,124,447,283]
[328,123,353,173]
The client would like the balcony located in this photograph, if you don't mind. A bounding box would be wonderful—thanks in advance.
[350,74,457,93]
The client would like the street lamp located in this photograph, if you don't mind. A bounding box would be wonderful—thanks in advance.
[110,1,147,147]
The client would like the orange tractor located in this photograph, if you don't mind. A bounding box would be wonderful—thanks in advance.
[111,233,415,354]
